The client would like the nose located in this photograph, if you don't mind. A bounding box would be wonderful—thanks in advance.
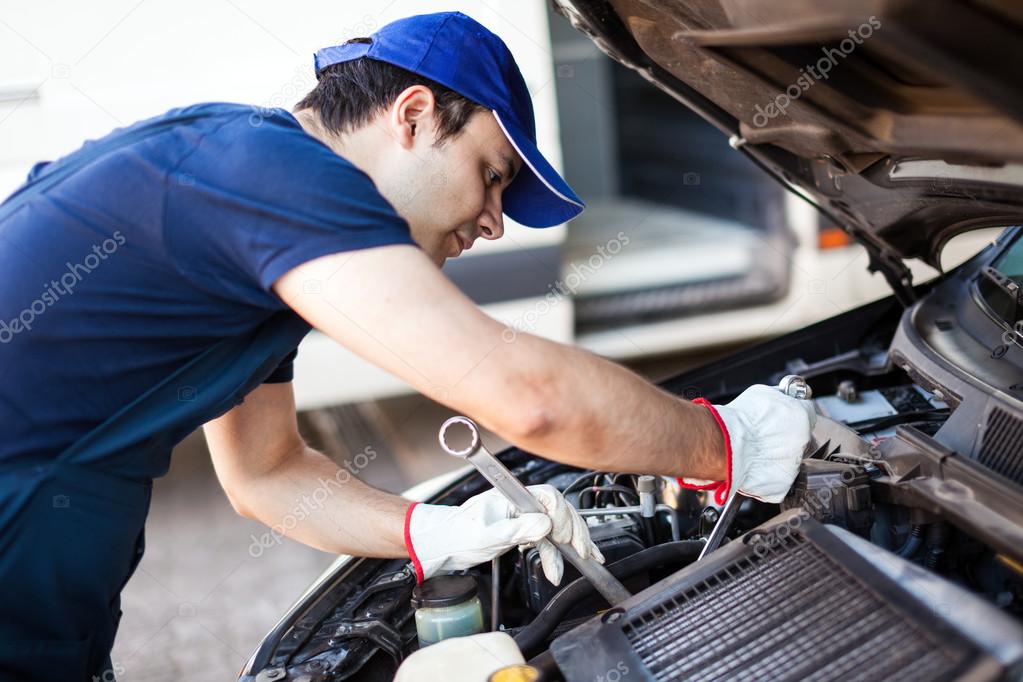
[477,192,505,241]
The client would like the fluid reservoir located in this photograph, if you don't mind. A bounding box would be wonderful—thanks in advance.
[411,574,484,647]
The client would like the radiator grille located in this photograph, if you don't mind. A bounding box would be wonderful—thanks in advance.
[978,407,1023,487]
[622,534,969,682]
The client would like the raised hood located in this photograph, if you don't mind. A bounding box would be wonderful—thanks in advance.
[552,0,1023,302]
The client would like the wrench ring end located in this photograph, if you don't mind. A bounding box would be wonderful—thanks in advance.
[438,416,480,458]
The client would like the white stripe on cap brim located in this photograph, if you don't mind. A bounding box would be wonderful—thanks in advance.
[492,110,584,209]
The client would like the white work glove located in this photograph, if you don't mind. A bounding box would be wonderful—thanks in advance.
[404,485,603,586]
[679,385,816,504]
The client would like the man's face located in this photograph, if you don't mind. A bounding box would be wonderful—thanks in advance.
[373,93,522,266]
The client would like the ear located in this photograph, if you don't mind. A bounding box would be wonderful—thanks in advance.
[389,85,437,150]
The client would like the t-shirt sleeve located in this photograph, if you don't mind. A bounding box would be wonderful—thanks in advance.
[263,347,298,384]
[164,111,417,310]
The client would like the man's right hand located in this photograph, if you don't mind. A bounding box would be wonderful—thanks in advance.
[404,484,603,586]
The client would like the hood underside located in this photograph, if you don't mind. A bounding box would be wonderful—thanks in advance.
[552,0,1023,296]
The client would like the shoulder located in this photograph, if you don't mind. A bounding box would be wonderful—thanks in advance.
[169,107,407,235]
[195,108,382,194]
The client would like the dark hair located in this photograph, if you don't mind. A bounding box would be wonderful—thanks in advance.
[295,39,486,146]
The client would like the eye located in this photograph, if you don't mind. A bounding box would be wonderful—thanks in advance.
[486,167,501,186]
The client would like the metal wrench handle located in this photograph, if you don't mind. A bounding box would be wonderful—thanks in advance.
[698,488,743,560]
[439,416,632,605]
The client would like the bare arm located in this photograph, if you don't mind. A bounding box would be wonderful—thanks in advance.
[273,245,725,480]
[204,381,408,557]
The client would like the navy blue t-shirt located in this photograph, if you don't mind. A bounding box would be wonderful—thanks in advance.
[0,103,416,467]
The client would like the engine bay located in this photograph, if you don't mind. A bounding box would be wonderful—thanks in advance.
[241,233,1023,682]
[241,365,1023,681]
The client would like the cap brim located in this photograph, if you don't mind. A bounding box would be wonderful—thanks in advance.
[492,111,584,228]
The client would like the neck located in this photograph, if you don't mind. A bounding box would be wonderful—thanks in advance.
[292,108,381,176]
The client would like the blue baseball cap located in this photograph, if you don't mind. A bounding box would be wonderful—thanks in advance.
[313,12,585,228]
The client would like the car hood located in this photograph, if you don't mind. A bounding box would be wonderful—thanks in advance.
[552,0,1023,300]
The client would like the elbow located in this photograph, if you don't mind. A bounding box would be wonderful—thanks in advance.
[505,403,558,444]
[491,369,563,445]
[223,483,256,520]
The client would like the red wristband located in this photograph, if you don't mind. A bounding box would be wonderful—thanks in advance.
[676,398,733,505]
[403,501,424,584]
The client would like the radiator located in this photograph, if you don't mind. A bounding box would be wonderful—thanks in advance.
[550,511,1022,682]
[978,406,1023,488]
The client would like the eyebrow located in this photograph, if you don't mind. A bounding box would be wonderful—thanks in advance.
[499,152,518,184]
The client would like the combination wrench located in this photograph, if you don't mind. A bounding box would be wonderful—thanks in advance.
[438,416,632,606]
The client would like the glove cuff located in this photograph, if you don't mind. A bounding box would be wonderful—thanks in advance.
[676,398,733,505]
[404,501,425,584]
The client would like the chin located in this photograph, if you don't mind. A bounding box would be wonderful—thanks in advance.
[429,250,448,268]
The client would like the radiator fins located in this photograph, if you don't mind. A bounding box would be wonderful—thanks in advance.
[978,407,1023,487]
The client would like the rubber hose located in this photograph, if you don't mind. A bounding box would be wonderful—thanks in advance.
[925,522,947,569]
[896,524,925,558]
[513,540,704,657]
[526,650,561,681]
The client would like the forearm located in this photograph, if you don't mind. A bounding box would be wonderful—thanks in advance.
[236,446,410,557]
[474,334,726,480]
[272,248,724,482]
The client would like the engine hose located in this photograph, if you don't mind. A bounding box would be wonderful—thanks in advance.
[641,516,657,547]
[896,524,925,558]
[513,540,704,657]
[526,650,561,681]
[871,502,895,550]
[925,522,948,569]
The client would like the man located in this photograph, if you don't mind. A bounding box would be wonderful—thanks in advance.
[0,12,814,681]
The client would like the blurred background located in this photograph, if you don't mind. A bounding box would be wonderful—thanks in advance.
[0,1,1001,679]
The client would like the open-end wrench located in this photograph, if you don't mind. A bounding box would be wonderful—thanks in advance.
[697,375,814,560]
[438,416,632,606]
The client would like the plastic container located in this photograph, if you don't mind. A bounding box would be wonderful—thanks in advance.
[411,574,484,647]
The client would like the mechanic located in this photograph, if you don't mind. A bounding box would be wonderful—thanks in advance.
[0,12,815,681]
